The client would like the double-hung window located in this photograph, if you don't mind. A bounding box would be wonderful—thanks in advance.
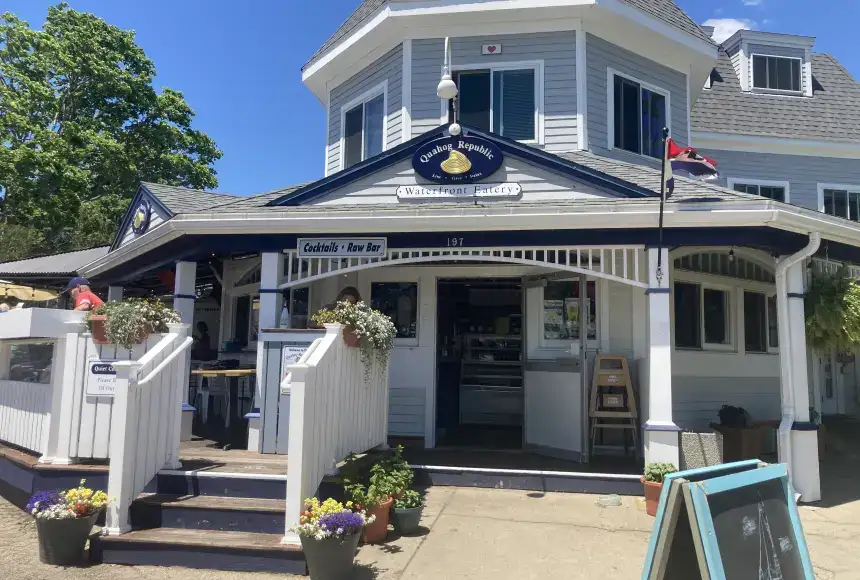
[611,71,668,159]
[729,180,788,203]
[752,55,801,92]
[448,66,538,141]
[674,281,733,350]
[342,86,386,169]
[822,187,860,222]
[743,291,779,354]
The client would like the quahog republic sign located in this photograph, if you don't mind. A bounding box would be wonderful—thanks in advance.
[413,136,504,184]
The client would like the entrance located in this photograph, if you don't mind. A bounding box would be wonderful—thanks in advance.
[435,278,523,448]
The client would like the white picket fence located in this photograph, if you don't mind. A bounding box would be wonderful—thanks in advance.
[282,324,390,544]
[104,324,193,535]
[0,380,52,454]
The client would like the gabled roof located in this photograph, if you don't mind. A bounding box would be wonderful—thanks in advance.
[304,0,712,69]
[0,246,109,277]
[141,182,241,214]
[692,49,860,142]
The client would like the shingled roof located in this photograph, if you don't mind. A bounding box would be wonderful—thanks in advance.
[141,183,241,214]
[304,0,712,69]
[692,49,860,142]
[0,246,109,277]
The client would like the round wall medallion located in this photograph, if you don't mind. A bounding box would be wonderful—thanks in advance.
[131,200,152,235]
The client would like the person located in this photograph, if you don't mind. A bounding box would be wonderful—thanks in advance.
[279,290,292,329]
[0,303,9,313]
[309,286,363,328]
[191,322,216,361]
[62,277,105,312]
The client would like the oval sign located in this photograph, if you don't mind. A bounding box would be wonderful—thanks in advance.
[131,200,152,235]
[412,135,504,184]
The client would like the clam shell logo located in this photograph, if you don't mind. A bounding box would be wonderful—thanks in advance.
[133,209,146,230]
[440,150,472,175]
[131,200,151,234]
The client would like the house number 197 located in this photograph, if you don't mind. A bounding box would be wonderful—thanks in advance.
[447,237,465,247]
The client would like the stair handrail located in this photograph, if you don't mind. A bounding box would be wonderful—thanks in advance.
[138,336,193,386]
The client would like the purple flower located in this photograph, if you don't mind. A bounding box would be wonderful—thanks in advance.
[26,491,64,514]
[318,510,365,537]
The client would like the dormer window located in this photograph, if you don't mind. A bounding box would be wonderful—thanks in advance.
[752,55,801,92]
[341,82,387,170]
[609,70,669,160]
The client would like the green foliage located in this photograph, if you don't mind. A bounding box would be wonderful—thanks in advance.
[805,269,860,352]
[0,223,46,261]
[394,490,424,510]
[0,3,221,257]
[644,462,677,483]
[340,447,414,509]
[87,298,180,349]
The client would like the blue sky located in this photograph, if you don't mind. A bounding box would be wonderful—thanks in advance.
[4,0,858,196]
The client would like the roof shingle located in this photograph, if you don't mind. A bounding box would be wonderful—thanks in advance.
[141,183,242,214]
[0,246,110,276]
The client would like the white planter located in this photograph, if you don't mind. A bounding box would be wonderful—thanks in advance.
[0,308,85,340]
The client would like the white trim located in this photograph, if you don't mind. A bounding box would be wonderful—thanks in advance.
[691,132,860,160]
[606,67,672,158]
[441,60,545,145]
[410,464,641,480]
[158,469,288,481]
[574,24,588,151]
[726,178,791,204]
[339,80,389,171]
[401,39,412,143]
[749,53,804,95]
[324,88,332,177]
[817,182,860,216]
[685,68,691,144]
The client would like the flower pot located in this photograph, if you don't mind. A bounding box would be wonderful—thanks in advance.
[301,533,361,580]
[343,326,360,348]
[362,497,393,544]
[88,315,109,344]
[35,513,99,565]
[392,505,424,535]
[641,478,663,517]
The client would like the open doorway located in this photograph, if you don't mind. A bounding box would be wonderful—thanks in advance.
[435,278,523,449]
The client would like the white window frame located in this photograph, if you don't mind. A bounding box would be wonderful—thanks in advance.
[750,53,803,95]
[369,280,420,348]
[537,277,600,352]
[438,60,545,145]
[741,289,780,356]
[818,183,860,218]
[727,178,791,204]
[673,277,736,352]
[606,68,672,161]
[339,80,389,171]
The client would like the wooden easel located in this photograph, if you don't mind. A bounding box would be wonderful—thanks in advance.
[589,355,638,456]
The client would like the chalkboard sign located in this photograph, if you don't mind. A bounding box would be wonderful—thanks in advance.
[642,461,814,580]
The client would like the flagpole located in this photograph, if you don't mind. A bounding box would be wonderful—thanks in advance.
[656,127,670,286]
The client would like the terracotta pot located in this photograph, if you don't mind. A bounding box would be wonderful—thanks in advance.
[343,326,361,348]
[362,497,393,544]
[641,478,663,517]
[88,315,109,344]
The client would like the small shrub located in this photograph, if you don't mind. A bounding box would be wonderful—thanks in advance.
[394,490,424,510]
[644,462,677,484]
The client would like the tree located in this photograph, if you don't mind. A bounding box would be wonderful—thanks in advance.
[0,3,221,259]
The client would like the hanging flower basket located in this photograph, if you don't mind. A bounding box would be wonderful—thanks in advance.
[88,315,109,344]
[343,326,361,348]
[805,268,860,352]
[85,298,180,349]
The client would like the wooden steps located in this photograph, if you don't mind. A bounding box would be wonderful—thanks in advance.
[131,493,286,534]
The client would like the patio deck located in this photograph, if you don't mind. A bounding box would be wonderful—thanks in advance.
[177,438,287,476]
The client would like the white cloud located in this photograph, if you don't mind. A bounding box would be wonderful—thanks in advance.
[743,0,763,6]
[703,18,758,43]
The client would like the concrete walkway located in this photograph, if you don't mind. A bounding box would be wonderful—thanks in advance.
[2,480,859,579]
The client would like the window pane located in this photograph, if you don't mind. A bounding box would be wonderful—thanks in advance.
[759,186,785,202]
[343,105,363,169]
[733,183,758,195]
[824,190,836,216]
[9,342,54,384]
[457,71,491,132]
[290,287,310,329]
[543,280,596,341]
[776,58,793,91]
[767,57,779,89]
[744,292,767,353]
[493,69,535,140]
[767,295,779,348]
[791,59,801,92]
[674,282,701,349]
[371,282,418,339]
[850,192,860,222]
[641,89,666,159]
[703,288,730,345]
[753,56,767,88]
[614,76,641,154]
[363,94,385,159]
[833,190,848,219]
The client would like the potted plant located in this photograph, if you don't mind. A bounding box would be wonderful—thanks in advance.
[311,300,396,382]
[805,268,860,352]
[290,497,372,580]
[27,479,109,565]
[642,463,676,517]
[392,490,425,535]
[86,298,180,348]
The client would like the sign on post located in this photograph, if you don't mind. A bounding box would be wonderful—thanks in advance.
[642,460,814,580]
[86,360,117,397]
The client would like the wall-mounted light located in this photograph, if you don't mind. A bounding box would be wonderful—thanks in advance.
[437,38,458,101]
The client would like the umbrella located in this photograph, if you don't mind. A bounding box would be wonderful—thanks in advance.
[0,283,59,302]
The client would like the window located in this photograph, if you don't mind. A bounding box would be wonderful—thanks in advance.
[371,282,418,340]
[744,292,779,354]
[822,188,860,221]
[752,55,801,92]
[448,67,537,141]
[287,287,310,329]
[342,89,385,169]
[542,280,597,341]
[612,72,668,159]
[731,181,787,203]
[674,282,733,350]
[9,342,54,384]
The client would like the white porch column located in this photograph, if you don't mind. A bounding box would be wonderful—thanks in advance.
[778,261,821,502]
[252,252,285,453]
[107,286,124,302]
[643,247,680,467]
[173,261,197,325]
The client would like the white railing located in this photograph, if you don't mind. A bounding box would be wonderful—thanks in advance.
[282,324,390,544]
[812,257,860,280]
[0,379,52,454]
[104,324,193,535]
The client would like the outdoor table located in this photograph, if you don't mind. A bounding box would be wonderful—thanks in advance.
[191,368,256,434]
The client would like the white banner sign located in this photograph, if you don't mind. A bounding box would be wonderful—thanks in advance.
[297,238,387,258]
[396,182,522,199]
[86,360,117,397]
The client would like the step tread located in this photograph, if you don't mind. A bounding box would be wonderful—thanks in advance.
[98,528,300,552]
[136,494,285,513]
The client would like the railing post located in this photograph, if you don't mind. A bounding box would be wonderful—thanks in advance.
[282,363,309,546]
[104,360,142,536]
[166,323,191,469]
[40,321,87,465]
